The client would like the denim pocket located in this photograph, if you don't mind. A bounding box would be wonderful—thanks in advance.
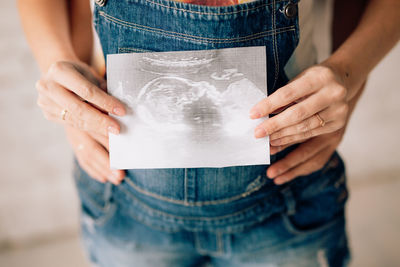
[279,152,349,236]
[73,159,117,226]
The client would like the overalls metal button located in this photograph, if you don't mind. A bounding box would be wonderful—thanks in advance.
[284,3,297,19]
[95,0,107,6]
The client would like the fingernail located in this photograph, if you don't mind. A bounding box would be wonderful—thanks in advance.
[112,170,122,179]
[108,126,119,135]
[108,173,121,185]
[267,170,276,178]
[249,109,261,119]
[255,128,266,138]
[113,107,125,116]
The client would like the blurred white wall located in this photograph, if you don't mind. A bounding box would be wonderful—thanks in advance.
[0,0,399,266]
[0,0,78,248]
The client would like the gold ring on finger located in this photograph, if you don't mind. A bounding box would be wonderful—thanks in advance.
[61,109,68,121]
[315,113,325,127]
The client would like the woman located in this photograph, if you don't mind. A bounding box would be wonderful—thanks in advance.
[18,0,399,266]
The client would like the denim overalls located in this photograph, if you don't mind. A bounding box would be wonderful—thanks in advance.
[73,0,350,266]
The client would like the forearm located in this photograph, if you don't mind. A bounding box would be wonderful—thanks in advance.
[17,0,78,73]
[326,0,400,99]
[69,0,94,65]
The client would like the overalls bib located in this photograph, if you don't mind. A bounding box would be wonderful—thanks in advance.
[74,0,350,266]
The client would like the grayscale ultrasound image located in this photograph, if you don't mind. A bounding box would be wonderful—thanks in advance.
[107,46,269,169]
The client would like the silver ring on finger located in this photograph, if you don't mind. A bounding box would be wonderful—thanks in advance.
[61,109,68,121]
[315,113,326,127]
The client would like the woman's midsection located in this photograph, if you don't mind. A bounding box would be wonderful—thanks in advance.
[124,165,277,203]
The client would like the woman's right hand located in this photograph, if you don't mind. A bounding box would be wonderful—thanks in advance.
[35,60,126,136]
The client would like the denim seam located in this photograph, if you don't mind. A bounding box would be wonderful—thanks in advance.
[184,168,188,204]
[124,175,269,206]
[81,193,107,213]
[119,205,181,233]
[92,201,117,226]
[280,186,296,215]
[118,47,152,53]
[141,0,287,15]
[194,233,208,255]
[99,11,295,43]
[216,231,224,254]
[280,209,345,236]
[118,184,273,221]
[80,198,117,227]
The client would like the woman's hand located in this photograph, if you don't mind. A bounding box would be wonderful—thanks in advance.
[265,80,366,185]
[266,128,344,185]
[35,60,126,137]
[250,62,349,146]
[65,125,125,185]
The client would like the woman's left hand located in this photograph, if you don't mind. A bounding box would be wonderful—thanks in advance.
[250,62,349,145]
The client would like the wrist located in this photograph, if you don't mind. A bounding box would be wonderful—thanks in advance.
[38,50,80,74]
[322,55,366,101]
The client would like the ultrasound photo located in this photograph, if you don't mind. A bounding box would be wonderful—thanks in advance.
[107,46,269,169]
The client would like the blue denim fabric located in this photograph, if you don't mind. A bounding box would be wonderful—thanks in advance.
[73,0,351,266]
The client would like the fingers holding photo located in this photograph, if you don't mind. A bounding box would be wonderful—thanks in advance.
[46,61,126,115]
[269,102,349,146]
[35,60,127,136]
[250,64,349,141]
[65,126,125,185]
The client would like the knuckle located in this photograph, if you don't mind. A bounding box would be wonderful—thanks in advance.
[267,120,279,133]
[280,86,296,101]
[332,86,347,101]
[319,66,335,81]
[337,102,349,117]
[80,83,96,100]
[282,136,294,145]
[298,119,311,132]
[272,131,283,140]
[307,66,332,85]
[305,66,319,77]
[48,61,65,75]
[302,130,313,139]
[294,106,307,120]
[68,101,80,114]
[75,119,87,131]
